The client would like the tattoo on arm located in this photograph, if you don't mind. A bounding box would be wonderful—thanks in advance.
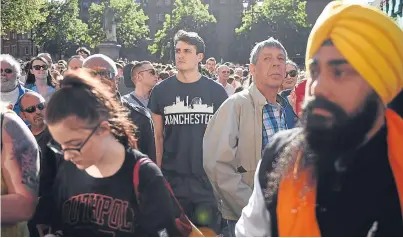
[4,116,40,196]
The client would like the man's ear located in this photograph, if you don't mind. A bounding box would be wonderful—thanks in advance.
[97,120,112,137]
[20,111,27,121]
[197,53,204,64]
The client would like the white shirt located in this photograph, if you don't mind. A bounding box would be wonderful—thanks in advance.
[1,87,19,107]
[235,160,272,237]
[220,83,235,96]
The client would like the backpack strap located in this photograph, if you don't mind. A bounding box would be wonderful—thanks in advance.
[133,157,153,205]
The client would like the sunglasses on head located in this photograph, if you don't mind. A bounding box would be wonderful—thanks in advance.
[287,70,297,78]
[32,65,48,70]
[1,68,13,74]
[138,68,156,76]
[90,70,115,80]
[23,102,45,113]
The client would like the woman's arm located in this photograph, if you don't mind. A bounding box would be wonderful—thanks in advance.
[1,112,40,225]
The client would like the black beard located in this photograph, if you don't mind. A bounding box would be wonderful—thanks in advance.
[299,93,379,176]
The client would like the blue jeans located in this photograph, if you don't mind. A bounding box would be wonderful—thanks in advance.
[221,219,237,237]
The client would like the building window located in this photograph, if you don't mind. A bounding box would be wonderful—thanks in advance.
[25,46,30,55]
[11,45,17,55]
[164,0,171,5]
[156,0,163,7]
[21,34,26,40]
[28,32,32,39]
[12,32,17,39]
[156,13,164,24]
[4,46,9,54]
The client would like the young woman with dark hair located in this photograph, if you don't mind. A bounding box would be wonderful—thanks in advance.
[36,69,185,237]
[25,57,56,101]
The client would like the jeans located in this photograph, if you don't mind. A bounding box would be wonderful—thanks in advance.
[221,219,237,237]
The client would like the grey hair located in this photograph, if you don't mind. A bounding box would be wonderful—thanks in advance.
[82,54,118,76]
[0,54,21,78]
[249,37,288,64]
[286,59,299,71]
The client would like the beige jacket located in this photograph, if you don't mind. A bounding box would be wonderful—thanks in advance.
[203,83,267,221]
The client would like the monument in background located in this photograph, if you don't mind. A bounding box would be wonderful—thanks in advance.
[98,3,121,60]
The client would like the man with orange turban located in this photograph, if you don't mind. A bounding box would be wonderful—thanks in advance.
[235,1,403,236]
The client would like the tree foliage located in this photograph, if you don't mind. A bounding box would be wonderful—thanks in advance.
[87,0,149,48]
[33,0,91,57]
[235,0,310,61]
[148,0,216,59]
[1,0,48,35]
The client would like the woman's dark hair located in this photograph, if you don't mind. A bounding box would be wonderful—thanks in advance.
[25,56,56,87]
[45,69,137,149]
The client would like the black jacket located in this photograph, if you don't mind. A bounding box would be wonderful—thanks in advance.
[122,97,156,163]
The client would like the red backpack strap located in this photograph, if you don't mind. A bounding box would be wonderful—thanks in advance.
[133,157,153,205]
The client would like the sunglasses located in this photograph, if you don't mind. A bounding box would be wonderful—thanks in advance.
[1,68,13,74]
[90,70,115,79]
[286,70,298,78]
[32,65,48,70]
[138,68,156,76]
[22,102,45,113]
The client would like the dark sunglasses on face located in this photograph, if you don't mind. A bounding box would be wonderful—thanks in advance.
[138,68,156,76]
[32,65,48,70]
[23,102,45,113]
[287,70,298,78]
[1,68,13,74]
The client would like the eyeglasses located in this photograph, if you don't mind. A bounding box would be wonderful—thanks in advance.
[22,102,46,113]
[138,68,156,76]
[221,71,230,74]
[286,70,298,78]
[32,65,48,71]
[47,123,101,156]
[90,70,115,80]
[1,68,13,74]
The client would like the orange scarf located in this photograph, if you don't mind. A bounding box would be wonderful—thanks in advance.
[277,109,403,236]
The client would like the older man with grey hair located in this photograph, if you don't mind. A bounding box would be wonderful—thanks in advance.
[203,37,297,236]
[0,54,31,116]
[82,53,156,162]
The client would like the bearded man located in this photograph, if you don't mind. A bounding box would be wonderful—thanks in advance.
[235,2,403,236]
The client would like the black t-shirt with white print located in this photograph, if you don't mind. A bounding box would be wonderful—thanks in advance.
[41,149,181,237]
[148,75,228,176]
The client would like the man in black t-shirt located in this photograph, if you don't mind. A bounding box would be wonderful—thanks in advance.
[149,30,228,234]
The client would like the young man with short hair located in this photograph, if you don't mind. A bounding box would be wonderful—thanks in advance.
[149,30,228,233]
[122,61,157,109]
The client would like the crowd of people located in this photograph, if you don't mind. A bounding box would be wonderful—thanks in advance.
[1,1,403,237]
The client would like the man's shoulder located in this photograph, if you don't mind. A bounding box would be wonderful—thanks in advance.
[123,100,151,119]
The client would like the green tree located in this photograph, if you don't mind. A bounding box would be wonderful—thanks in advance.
[148,0,216,60]
[87,0,149,48]
[1,0,48,35]
[33,0,91,58]
[236,0,310,61]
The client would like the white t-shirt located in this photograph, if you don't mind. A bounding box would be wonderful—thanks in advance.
[220,83,235,96]
[0,87,19,108]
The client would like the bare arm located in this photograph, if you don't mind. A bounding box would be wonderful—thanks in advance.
[1,112,40,225]
[152,113,164,168]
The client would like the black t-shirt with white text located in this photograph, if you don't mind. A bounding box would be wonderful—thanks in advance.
[149,75,228,176]
[43,149,182,237]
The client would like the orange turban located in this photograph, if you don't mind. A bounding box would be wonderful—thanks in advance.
[306,1,403,104]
